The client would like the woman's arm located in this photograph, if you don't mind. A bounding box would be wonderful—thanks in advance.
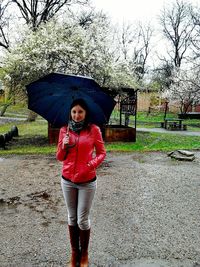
[56,127,68,161]
[88,125,106,168]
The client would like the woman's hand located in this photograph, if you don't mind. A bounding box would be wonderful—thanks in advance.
[62,134,69,149]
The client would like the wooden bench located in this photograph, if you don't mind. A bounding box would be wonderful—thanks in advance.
[167,122,178,130]
[164,118,185,131]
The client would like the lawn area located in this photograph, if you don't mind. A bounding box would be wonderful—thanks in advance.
[0,104,199,155]
[135,112,200,131]
[110,110,200,131]
[0,119,199,155]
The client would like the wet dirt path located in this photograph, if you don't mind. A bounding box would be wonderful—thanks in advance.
[1,152,200,267]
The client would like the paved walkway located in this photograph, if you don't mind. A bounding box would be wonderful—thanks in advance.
[137,127,200,136]
[0,116,44,125]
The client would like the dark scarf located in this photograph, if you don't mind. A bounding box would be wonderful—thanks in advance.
[68,119,86,132]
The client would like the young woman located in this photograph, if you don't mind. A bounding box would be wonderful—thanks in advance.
[56,98,106,267]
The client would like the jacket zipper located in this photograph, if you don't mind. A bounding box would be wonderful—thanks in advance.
[73,133,80,179]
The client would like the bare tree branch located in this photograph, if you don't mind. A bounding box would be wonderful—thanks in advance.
[11,0,90,30]
[159,0,195,68]
[0,0,10,50]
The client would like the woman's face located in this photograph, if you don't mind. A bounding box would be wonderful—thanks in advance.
[71,104,86,122]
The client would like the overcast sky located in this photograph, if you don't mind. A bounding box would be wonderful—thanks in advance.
[91,0,200,67]
[92,0,199,25]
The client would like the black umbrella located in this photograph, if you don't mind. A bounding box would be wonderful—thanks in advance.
[26,72,116,127]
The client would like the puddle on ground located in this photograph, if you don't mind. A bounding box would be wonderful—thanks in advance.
[0,196,21,205]
[100,160,113,168]
[0,190,57,214]
[0,196,21,215]
[97,160,113,176]
[27,190,51,201]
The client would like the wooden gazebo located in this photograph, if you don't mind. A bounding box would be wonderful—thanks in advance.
[101,87,138,142]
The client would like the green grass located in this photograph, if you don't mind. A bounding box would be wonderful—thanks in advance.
[0,120,199,155]
[0,102,29,115]
[136,111,176,122]
[112,111,200,133]
[0,120,57,155]
[106,132,200,152]
[0,120,47,134]
[1,145,56,155]
[0,105,199,155]
[135,112,200,131]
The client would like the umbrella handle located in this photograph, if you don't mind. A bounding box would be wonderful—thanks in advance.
[66,125,69,136]
[65,125,76,148]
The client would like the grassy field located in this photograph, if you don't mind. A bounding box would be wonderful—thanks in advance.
[136,111,200,131]
[0,103,199,155]
[110,110,200,130]
[0,119,199,155]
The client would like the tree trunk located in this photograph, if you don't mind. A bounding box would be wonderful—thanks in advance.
[163,101,169,120]
[0,103,11,116]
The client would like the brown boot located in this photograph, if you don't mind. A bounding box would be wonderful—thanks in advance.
[68,225,80,267]
[79,228,90,267]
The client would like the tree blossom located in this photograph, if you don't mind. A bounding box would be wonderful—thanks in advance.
[2,13,139,102]
[164,68,200,113]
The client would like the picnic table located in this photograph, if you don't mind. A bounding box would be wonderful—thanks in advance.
[162,118,187,130]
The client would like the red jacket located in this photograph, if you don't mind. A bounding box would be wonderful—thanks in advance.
[56,124,106,183]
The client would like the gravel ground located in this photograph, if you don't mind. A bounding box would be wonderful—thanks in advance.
[0,151,200,267]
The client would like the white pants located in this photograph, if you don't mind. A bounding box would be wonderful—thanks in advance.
[61,178,96,230]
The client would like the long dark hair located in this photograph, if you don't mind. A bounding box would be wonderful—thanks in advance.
[70,98,89,126]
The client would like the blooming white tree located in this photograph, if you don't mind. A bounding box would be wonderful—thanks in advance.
[2,11,138,100]
[164,68,200,113]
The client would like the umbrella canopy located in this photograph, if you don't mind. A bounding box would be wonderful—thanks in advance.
[26,73,116,127]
